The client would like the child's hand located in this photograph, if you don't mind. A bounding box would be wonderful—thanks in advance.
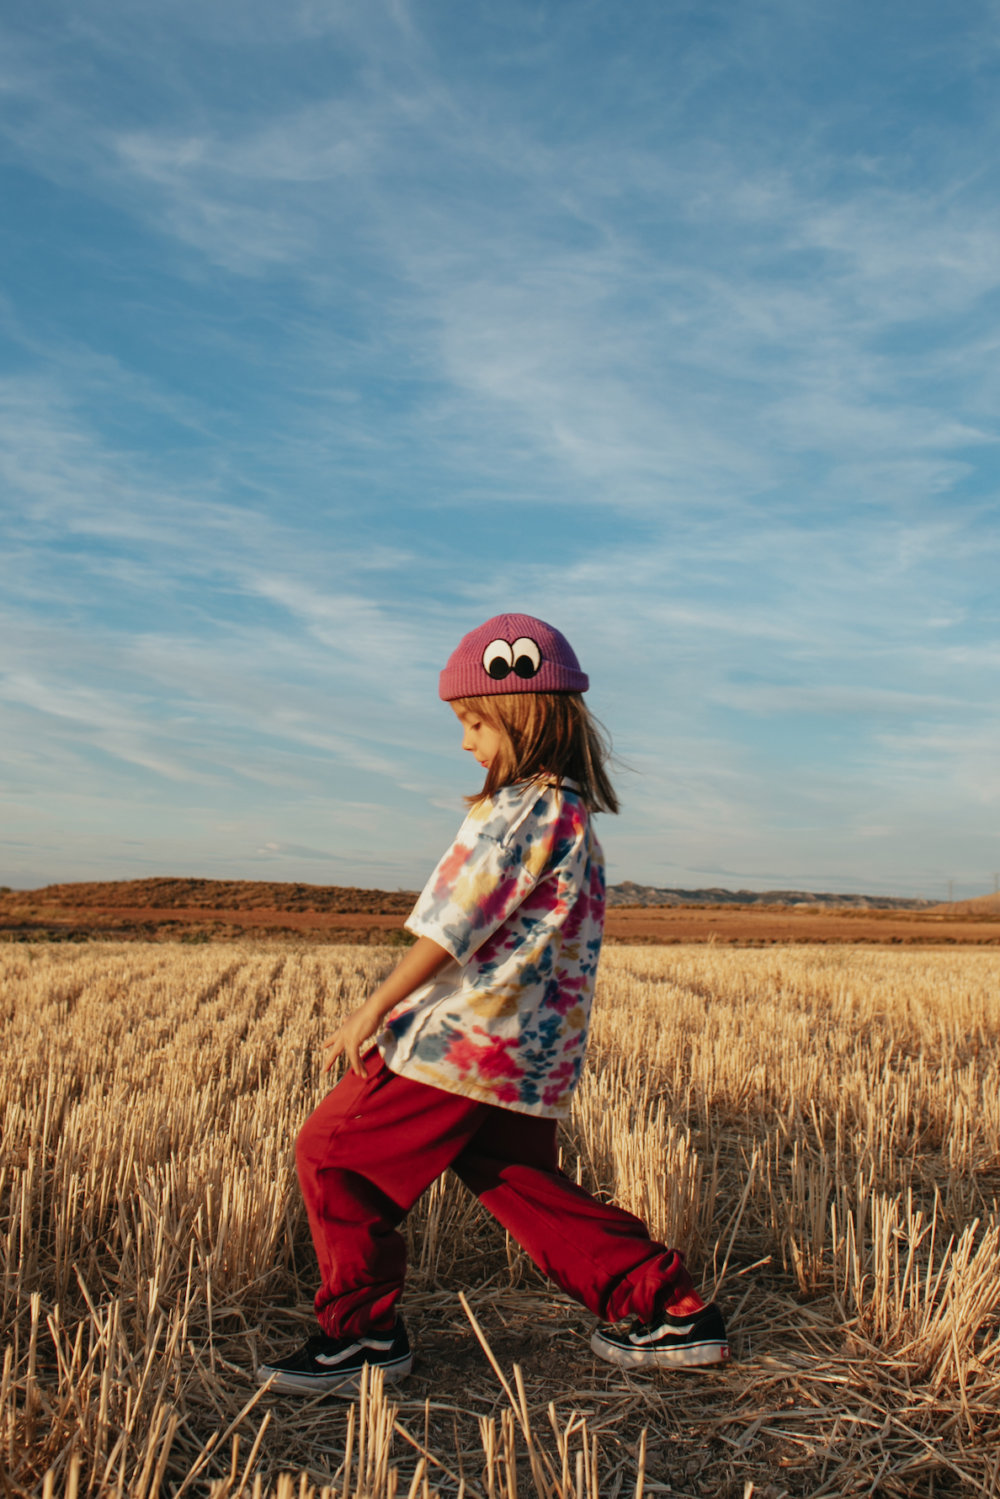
[321,936,450,1080]
[323,999,381,1078]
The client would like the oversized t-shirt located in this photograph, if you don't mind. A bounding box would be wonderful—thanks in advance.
[376,778,605,1118]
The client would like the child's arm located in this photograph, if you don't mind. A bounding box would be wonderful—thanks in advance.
[323,935,452,1078]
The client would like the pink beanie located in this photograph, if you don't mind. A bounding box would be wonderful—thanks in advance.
[439,613,589,701]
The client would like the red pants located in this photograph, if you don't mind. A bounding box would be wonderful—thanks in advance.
[296,1052,694,1337]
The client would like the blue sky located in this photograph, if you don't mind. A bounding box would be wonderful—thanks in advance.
[2,0,999,897]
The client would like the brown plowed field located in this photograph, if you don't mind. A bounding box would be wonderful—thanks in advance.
[3,895,1000,944]
[604,904,1000,944]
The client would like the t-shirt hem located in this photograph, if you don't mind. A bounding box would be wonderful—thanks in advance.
[377,1044,573,1120]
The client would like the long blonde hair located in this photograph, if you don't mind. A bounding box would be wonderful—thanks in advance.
[458,692,619,814]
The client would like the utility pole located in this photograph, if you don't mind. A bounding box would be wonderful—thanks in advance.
[994,872,999,895]
[947,879,954,903]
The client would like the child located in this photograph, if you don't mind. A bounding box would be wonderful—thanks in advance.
[258,613,728,1393]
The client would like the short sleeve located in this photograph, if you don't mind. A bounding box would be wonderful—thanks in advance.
[405,788,559,962]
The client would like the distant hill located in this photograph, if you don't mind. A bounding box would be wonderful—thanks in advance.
[14,877,417,914]
[605,881,935,911]
[3,877,998,947]
[5,875,936,912]
[930,891,1000,916]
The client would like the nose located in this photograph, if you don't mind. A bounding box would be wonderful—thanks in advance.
[462,726,475,752]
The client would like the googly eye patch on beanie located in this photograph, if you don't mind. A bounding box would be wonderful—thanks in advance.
[481,635,542,680]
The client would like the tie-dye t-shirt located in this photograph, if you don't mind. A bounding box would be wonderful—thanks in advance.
[376,778,605,1118]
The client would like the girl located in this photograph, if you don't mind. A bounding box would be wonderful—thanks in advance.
[258,613,728,1393]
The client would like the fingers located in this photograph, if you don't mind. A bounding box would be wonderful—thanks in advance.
[321,1027,368,1076]
[322,1032,343,1073]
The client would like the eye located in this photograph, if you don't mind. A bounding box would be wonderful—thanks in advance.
[482,638,514,679]
[511,636,541,678]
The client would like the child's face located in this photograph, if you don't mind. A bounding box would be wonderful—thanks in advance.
[451,703,502,771]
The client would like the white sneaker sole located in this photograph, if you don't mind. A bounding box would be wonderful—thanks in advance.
[591,1331,729,1369]
[257,1352,413,1394]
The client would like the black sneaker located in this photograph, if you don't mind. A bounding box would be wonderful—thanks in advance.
[256,1318,413,1394]
[591,1302,729,1369]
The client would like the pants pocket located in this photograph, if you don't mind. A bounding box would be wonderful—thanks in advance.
[298,1050,388,1170]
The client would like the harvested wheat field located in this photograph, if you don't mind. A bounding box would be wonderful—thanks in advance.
[3,944,1000,1497]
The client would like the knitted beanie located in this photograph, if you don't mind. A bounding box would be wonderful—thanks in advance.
[439,613,589,701]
